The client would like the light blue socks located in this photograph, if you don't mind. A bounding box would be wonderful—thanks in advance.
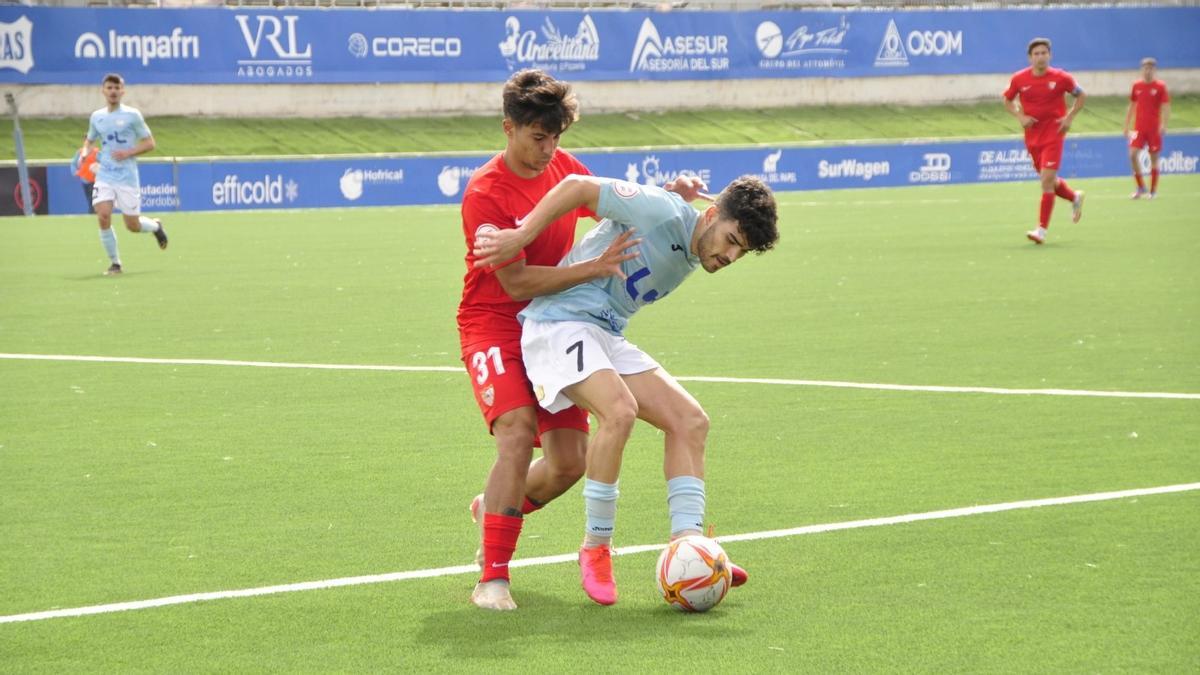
[667,475,706,537]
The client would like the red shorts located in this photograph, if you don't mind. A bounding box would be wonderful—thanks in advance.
[461,337,589,440]
[1027,135,1065,171]
[1129,128,1163,153]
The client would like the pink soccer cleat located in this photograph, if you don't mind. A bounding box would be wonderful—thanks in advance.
[1026,229,1045,245]
[578,545,618,605]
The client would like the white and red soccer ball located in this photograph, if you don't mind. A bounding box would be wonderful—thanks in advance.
[655,535,732,612]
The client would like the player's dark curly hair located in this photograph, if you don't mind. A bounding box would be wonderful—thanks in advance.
[716,176,779,253]
[502,69,579,135]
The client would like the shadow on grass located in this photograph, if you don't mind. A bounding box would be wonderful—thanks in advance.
[416,590,745,662]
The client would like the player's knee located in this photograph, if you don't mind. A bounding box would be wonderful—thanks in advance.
[491,411,538,460]
[598,396,638,436]
[123,220,140,232]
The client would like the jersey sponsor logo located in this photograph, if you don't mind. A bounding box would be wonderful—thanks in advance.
[909,153,952,183]
[338,167,404,201]
[211,174,299,206]
[629,19,729,73]
[755,17,849,71]
[624,155,711,188]
[347,32,462,59]
[612,181,640,199]
[0,15,33,74]
[234,14,312,80]
[437,164,479,197]
[818,158,890,181]
[875,19,962,67]
[498,15,599,73]
[73,27,200,67]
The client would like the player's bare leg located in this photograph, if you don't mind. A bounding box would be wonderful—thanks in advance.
[563,371,637,605]
[527,429,587,505]
[624,368,748,587]
[472,407,537,610]
[1129,145,1148,199]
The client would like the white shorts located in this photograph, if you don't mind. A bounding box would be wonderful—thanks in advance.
[521,319,660,413]
[92,181,142,215]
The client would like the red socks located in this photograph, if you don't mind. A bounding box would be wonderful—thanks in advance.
[1151,168,1159,193]
[480,513,522,583]
[1039,192,1055,228]
[1054,178,1076,202]
[521,496,544,515]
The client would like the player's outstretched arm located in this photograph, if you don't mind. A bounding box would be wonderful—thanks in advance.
[494,229,640,301]
[473,174,603,268]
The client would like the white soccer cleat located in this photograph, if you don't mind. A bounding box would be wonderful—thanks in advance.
[469,493,484,569]
[1026,228,1045,245]
[472,580,518,611]
[1072,190,1085,223]
[1130,188,1147,200]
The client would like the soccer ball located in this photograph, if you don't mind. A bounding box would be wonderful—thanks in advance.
[655,535,732,612]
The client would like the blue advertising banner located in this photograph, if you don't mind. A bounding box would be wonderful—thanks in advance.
[41,134,1200,215]
[2,7,1198,84]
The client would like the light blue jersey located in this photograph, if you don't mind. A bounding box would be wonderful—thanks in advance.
[520,179,700,335]
[87,104,152,188]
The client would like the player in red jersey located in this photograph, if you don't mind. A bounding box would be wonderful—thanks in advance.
[459,70,633,611]
[1003,38,1088,245]
[1124,57,1171,199]
[459,71,707,610]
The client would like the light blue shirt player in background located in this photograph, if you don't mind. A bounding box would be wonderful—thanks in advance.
[472,174,779,606]
[82,73,168,276]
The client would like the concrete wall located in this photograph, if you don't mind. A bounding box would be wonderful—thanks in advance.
[7,69,1198,118]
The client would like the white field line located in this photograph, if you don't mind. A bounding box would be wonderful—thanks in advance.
[1,482,1198,625]
[2,353,1197,400]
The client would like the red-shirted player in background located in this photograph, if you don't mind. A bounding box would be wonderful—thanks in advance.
[458,70,712,611]
[1124,57,1170,199]
[1003,38,1088,245]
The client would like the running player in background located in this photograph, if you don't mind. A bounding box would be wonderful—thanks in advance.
[84,73,167,275]
[1002,38,1087,245]
[474,175,775,606]
[1124,57,1170,199]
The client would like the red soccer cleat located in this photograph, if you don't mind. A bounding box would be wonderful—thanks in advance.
[578,545,618,605]
[729,562,749,587]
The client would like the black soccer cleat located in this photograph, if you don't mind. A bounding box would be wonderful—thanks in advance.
[152,219,168,250]
[104,263,122,276]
